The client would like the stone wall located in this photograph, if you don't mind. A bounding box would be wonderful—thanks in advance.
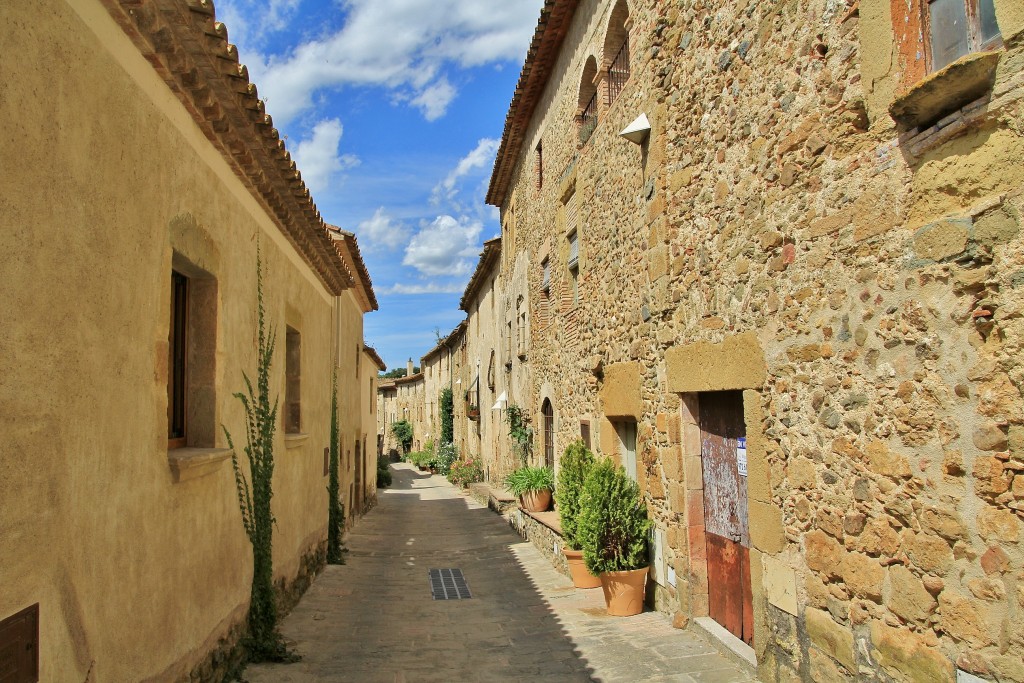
[485,0,1024,680]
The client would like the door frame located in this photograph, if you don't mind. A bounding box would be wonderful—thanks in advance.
[665,332,777,665]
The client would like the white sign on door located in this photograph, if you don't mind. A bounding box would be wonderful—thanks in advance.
[736,437,748,477]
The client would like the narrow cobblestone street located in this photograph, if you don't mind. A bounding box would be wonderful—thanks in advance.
[244,463,754,682]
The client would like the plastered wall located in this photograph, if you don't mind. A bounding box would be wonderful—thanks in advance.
[0,0,364,678]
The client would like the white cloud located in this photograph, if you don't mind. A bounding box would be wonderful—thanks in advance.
[216,0,302,52]
[433,138,499,203]
[402,215,482,277]
[290,118,359,196]
[382,282,467,295]
[410,78,457,121]
[358,207,411,251]
[225,0,543,125]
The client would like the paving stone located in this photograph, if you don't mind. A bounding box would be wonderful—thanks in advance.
[244,464,754,682]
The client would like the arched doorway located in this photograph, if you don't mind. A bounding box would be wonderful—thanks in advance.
[542,399,554,469]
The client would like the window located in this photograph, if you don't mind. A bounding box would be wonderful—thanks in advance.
[604,0,631,105]
[580,420,591,449]
[517,296,527,358]
[577,57,599,144]
[568,230,579,306]
[540,258,551,326]
[167,262,217,449]
[168,272,188,448]
[285,326,301,433]
[542,399,554,469]
[616,420,637,481]
[506,321,513,366]
[535,142,544,189]
[566,185,580,309]
[928,0,1001,72]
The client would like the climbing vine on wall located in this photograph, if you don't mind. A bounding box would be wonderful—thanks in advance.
[223,247,297,663]
[506,404,533,467]
[326,367,345,564]
[440,387,454,445]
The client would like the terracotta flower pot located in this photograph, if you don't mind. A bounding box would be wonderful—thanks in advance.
[600,566,648,616]
[562,548,602,588]
[519,488,551,512]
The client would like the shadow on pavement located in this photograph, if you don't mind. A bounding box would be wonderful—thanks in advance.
[244,462,599,682]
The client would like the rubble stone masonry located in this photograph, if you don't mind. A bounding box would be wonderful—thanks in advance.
[481,0,1024,679]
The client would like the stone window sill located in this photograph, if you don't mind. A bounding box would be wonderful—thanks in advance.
[284,432,310,449]
[889,50,1001,130]
[168,447,232,483]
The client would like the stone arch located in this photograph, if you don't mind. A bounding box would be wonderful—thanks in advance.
[576,56,599,143]
[602,0,630,69]
[601,0,631,106]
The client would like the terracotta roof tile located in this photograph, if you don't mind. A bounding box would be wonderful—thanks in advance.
[459,238,501,312]
[486,0,580,207]
[100,0,353,294]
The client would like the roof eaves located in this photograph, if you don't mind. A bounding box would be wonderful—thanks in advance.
[459,238,502,312]
[364,344,386,371]
[486,0,580,208]
[101,0,353,295]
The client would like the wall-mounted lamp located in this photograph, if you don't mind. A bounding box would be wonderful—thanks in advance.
[619,113,651,144]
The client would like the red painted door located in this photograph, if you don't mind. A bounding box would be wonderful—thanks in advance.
[699,391,753,646]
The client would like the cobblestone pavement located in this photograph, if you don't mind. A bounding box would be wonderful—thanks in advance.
[244,463,754,683]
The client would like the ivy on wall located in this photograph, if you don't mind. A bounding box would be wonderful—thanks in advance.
[440,387,454,445]
[327,367,345,564]
[223,247,297,663]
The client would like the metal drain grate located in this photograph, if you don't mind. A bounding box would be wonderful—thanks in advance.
[428,568,472,600]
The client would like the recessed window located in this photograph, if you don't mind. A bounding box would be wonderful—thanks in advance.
[565,189,579,308]
[167,261,217,449]
[604,0,631,105]
[928,0,1001,72]
[542,399,554,469]
[168,272,189,448]
[577,57,599,144]
[568,230,579,306]
[285,325,301,434]
[535,142,544,190]
[615,420,637,481]
[580,420,591,449]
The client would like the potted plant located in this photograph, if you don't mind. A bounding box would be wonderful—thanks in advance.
[577,457,652,616]
[504,465,554,512]
[467,404,480,420]
[555,441,601,588]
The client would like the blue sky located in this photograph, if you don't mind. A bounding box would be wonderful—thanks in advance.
[215,0,544,370]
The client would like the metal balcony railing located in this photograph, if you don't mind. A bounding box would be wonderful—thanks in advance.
[607,37,629,105]
[578,93,598,144]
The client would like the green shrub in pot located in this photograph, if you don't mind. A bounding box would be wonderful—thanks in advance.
[554,440,595,550]
[577,457,651,574]
[504,465,555,497]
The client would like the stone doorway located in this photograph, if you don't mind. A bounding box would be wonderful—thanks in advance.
[698,390,753,646]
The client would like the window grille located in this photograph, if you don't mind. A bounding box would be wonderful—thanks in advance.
[568,231,579,270]
[607,36,630,105]
[578,93,598,144]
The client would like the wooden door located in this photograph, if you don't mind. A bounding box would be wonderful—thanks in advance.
[699,391,753,646]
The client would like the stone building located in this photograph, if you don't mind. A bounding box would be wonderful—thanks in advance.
[479,0,1024,680]
[0,0,378,679]
[377,361,426,454]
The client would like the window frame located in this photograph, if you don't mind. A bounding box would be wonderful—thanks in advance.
[924,0,1002,74]
[285,325,302,434]
[168,271,189,449]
